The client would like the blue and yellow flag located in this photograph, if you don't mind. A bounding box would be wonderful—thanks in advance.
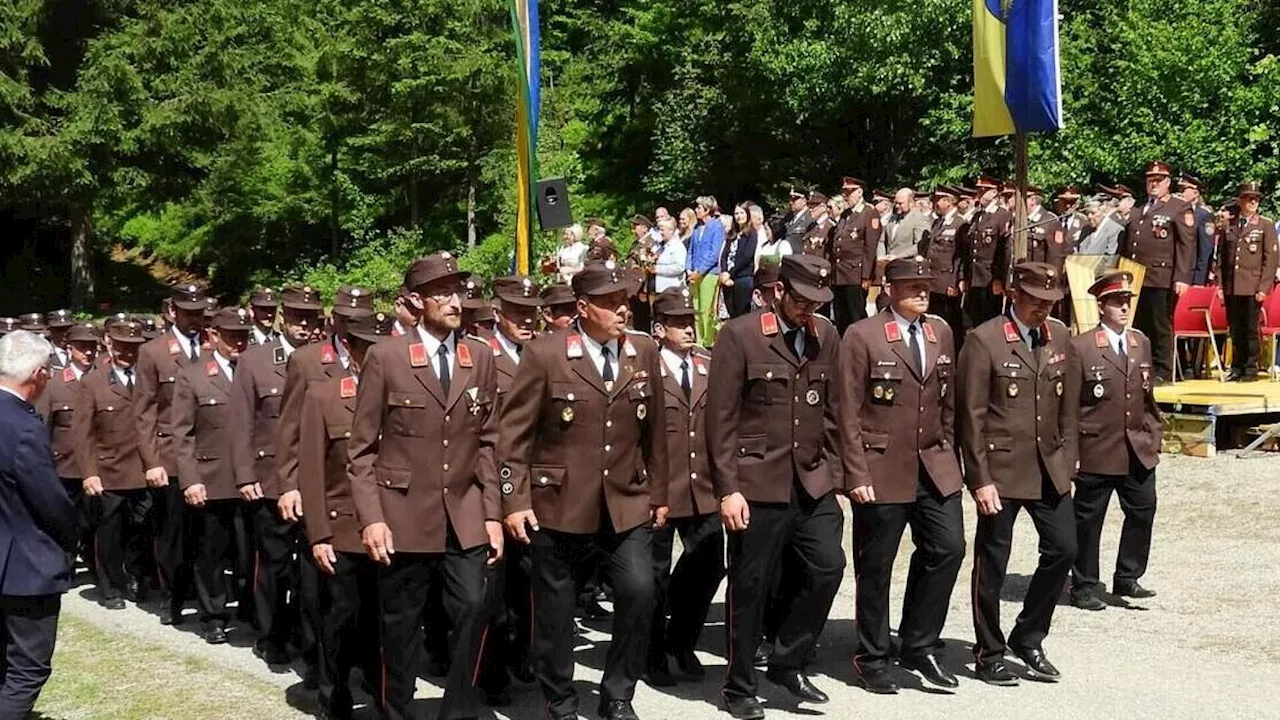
[509,0,540,274]
[973,0,1063,137]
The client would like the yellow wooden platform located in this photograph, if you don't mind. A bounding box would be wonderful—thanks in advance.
[1153,379,1280,415]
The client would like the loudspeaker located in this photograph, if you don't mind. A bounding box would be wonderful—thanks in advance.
[536,177,574,231]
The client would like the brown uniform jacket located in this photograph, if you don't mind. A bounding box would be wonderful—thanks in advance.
[658,347,715,519]
[967,205,1012,289]
[801,216,835,257]
[134,332,202,475]
[706,309,842,504]
[42,366,85,479]
[498,328,669,535]
[231,339,290,498]
[957,315,1080,499]
[1025,210,1071,278]
[1120,195,1196,290]
[837,310,962,503]
[1215,214,1279,297]
[299,375,363,554]
[276,339,350,495]
[172,354,240,501]
[1060,212,1091,250]
[348,334,499,553]
[919,212,969,294]
[72,365,145,491]
[830,204,882,286]
[486,332,522,416]
[1072,326,1161,476]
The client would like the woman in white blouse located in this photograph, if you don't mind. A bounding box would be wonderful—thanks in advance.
[651,217,687,292]
[556,224,588,284]
[751,203,791,269]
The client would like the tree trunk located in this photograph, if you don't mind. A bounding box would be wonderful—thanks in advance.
[70,203,94,307]
[329,142,340,256]
[466,161,477,249]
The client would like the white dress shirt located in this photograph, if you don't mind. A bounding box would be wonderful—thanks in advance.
[278,334,297,360]
[495,330,522,365]
[578,324,619,380]
[660,346,692,381]
[891,309,927,371]
[1009,312,1039,353]
[212,351,234,382]
[171,326,199,360]
[112,364,136,388]
[1103,323,1127,357]
[415,325,457,383]
[653,237,688,293]
[775,313,806,357]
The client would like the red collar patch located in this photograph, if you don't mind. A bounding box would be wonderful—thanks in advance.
[320,344,337,364]
[760,312,779,337]
[622,334,637,358]
[488,337,502,357]
[922,323,937,344]
[340,376,358,399]
[206,361,219,377]
[1003,321,1021,343]
[1129,332,1138,348]
[694,356,708,375]
[62,367,75,383]
[408,343,428,368]
[1095,330,1108,348]
[566,334,584,359]
[167,338,181,356]
[457,342,473,368]
[884,321,902,343]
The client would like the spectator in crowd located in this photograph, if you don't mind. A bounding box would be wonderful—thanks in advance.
[719,203,759,318]
[557,224,589,284]
[688,196,725,344]
[753,203,791,268]
[653,218,688,293]
[677,207,697,248]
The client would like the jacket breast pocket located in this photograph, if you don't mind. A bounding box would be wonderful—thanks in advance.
[737,435,767,461]
[861,430,890,453]
[994,368,1026,401]
[531,465,565,491]
[746,364,789,405]
[375,466,412,492]
[551,382,586,427]
[869,367,904,406]
[1082,375,1111,406]
[387,391,429,437]
[197,395,229,428]
[256,385,283,419]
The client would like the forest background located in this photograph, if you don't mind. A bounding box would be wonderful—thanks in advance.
[2,0,1279,312]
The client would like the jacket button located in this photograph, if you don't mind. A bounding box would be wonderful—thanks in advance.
[539,476,548,484]
[443,463,450,471]
[443,488,449,494]
[344,431,350,438]
[988,443,995,450]
[605,420,612,428]
[329,510,337,519]
[604,444,611,452]
[765,371,773,379]
[270,388,278,394]
[257,450,265,458]
[444,415,450,422]
[690,472,698,480]
[739,448,746,455]
[442,439,449,447]
[384,480,392,487]
[689,431,695,438]
[107,406,113,411]
[689,451,696,458]
[404,399,412,405]
[793,441,799,448]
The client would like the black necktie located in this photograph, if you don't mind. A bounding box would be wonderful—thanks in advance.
[437,344,451,395]
[784,328,801,359]
[124,368,134,388]
[1117,337,1127,363]
[1028,328,1041,348]
[601,346,615,383]
[227,359,237,378]
[680,358,691,399]
[908,324,924,376]
[189,341,199,362]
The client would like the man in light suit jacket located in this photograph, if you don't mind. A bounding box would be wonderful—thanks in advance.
[0,330,78,717]
[882,189,933,260]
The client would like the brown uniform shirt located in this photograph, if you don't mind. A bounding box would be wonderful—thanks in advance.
[134,331,201,475]
[658,347,715,519]
[706,309,842,504]
[299,375,363,554]
[498,328,669,534]
[919,212,969,294]
[1025,210,1071,277]
[1120,195,1196,290]
[42,366,85,479]
[73,364,146,491]
[957,315,1080,499]
[230,339,291,498]
[801,217,835,257]
[837,310,962,502]
[348,333,500,553]
[172,354,240,501]
[967,205,1013,289]
[830,204,882,286]
[1072,325,1161,476]
[276,339,350,496]
[1215,214,1279,297]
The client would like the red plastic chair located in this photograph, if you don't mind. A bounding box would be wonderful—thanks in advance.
[1171,285,1224,382]
[1260,287,1280,370]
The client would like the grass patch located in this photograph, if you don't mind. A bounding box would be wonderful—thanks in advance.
[34,615,301,720]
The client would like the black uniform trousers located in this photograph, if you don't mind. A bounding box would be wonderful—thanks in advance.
[248,501,305,649]
[832,284,868,337]
[0,594,60,718]
[530,518,654,717]
[479,540,533,689]
[1225,295,1262,374]
[928,293,964,343]
[724,486,845,700]
[154,476,195,607]
[1135,287,1174,380]
[90,488,156,600]
[317,551,381,720]
[963,285,1004,331]
[971,476,1076,665]
[852,474,964,670]
[378,526,488,720]
[1071,458,1157,593]
[192,499,241,628]
[59,478,93,576]
[649,512,725,667]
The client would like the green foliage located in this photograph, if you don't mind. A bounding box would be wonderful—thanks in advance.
[288,226,429,305]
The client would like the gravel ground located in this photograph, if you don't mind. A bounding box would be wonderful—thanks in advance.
[58,452,1280,720]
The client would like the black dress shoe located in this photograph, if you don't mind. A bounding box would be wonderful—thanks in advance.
[100,596,125,610]
[671,649,706,680]
[205,625,229,645]
[900,653,958,690]
[1112,579,1156,598]
[253,640,290,665]
[1012,646,1061,682]
[753,641,772,668]
[597,699,639,720]
[854,665,899,694]
[1070,590,1107,611]
[975,659,1020,686]
[722,695,765,720]
[764,668,828,704]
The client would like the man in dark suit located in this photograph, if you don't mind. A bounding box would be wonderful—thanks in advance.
[1179,174,1217,286]
[707,254,844,719]
[0,330,78,717]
